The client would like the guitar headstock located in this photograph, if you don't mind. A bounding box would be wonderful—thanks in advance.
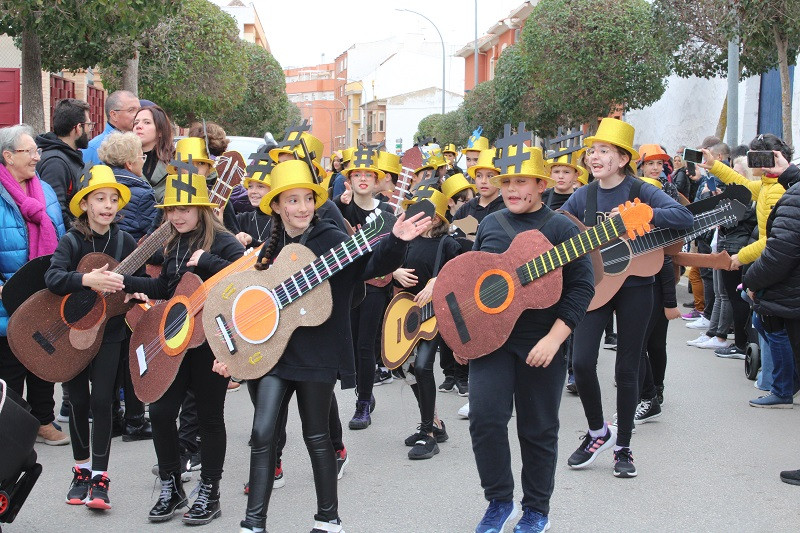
[722,199,748,228]
[617,198,653,239]
[401,145,423,171]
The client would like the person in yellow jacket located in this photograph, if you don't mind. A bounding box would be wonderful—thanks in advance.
[699,133,789,358]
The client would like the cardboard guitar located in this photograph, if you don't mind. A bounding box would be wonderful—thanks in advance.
[380,292,437,370]
[7,223,172,383]
[129,245,261,403]
[587,198,747,311]
[202,211,393,380]
[432,200,653,360]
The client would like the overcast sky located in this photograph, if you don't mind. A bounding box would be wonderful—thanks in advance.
[248,0,528,69]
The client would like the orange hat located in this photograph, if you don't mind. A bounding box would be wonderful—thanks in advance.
[638,144,670,164]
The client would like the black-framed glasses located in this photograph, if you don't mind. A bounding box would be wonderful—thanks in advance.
[80,122,95,131]
[14,147,42,157]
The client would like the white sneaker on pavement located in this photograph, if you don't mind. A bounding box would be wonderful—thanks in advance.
[457,402,469,419]
[697,337,731,350]
[686,316,710,330]
[687,334,711,347]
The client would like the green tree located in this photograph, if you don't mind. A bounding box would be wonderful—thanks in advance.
[492,44,535,129]
[515,0,673,135]
[461,80,504,143]
[221,41,296,137]
[415,113,444,144]
[414,110,468,148]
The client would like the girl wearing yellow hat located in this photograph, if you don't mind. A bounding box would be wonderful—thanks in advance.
[441,173,476,221]
[560,118,693,478]
[45,164,138,511]
[460,149,505,222]
[235,171,272,248]
[121,172,245,525]
[212,158,430,533]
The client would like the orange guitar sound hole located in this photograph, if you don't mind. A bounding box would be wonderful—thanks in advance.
[61,291,105,330]
[474,269,514,314]
[161,299,193,356]
[232,286,279,345]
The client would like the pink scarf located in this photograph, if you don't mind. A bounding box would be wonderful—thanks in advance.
[0,163,59,259]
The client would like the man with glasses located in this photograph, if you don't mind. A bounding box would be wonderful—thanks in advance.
[36,98,93,223]
[82,90,139,165]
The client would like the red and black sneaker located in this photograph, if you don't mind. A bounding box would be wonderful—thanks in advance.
[66,466,91,505]
[567,424,617,468]
[85,473,112,510]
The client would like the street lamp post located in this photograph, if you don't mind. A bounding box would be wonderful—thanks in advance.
[397,8,446,116]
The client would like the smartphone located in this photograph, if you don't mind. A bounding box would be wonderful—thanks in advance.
[707,178,716,192]
[686,161,696,175]
[747,150,775,168]
[683,148,704,164]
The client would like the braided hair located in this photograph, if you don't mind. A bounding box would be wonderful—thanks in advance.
[254,211,321,270]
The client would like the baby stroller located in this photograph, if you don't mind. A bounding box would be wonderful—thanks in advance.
[0,379,42,531]
[740,288,761,380]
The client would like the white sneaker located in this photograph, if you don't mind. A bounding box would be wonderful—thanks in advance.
[457,402,469,419]
[697,337,731,350]
[687,334,711,347]
[686,316,710,330]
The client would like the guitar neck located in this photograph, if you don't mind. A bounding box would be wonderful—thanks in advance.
[271,219,388,309]
[420,300,435,321]
[628,205,733,256]
[209,153,246,209]
[209,180,235,209]
[517,214,626,285]
[388,167,414,216]
[114,223,172,277]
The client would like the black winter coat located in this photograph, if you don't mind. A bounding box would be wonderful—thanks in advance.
[35,132,84,224]
[113,167,158,240]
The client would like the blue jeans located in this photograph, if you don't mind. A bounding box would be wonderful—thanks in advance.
[756,333,773,391]
[752,313,798,399]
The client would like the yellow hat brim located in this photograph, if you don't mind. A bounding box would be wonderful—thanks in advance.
[467,164,500,179]
[259,183,328,216]
[156,200,217,209]
[69,183,131,218]
[166,158,214,174]
[490,173,555,188]
[544,161,589,184]
[583,136,640,165]
[243,176,271,189]
[343,166,386,180]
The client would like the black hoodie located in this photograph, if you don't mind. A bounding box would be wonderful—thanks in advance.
[35,132,84,224]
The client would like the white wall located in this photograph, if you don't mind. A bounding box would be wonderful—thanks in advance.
[386,89,464,151]
[360,49,464,105]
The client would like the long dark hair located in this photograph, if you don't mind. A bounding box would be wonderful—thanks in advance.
[163,206,228,254]
[135,105,174,163]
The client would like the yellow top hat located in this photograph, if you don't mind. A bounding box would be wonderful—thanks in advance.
[69,165,131,217]
[415,145,446,173]
[637,144,670,164]
[402,185,449,224]
[584,118,639,164]
[640,177,663,189]
[243,172,271,190]
[167,137,214,174]
[441,173,476,199]
[341,147,356,165]
[545,154,589,186]
[342,149,386,180]
[491,146,554,187]
[376,150,402,176]
[467,149,500,178]
[461,136,490,155]
[442,143,457,155]
[156,173,217,209]
[269,132,324,163]
[259,160,328,216]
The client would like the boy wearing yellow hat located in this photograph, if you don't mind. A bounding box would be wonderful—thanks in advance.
[459,149,505,222]
[121,171,246,525]
[441,173,476,221]
[462,132,491,169]
[464,144,595,533]
[561,118,692,479]
[374,150,404,206]
[45,165,138,511]
[235,168,272,248]
[442,143,464,176]
[543,154,588,210]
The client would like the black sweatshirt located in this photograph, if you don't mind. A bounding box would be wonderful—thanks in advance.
[473,206,596,343]
[542,189,573,210]
[397,234,462,296]
[235,209,273,248]
[45,225,142,343]
[453,194,506,223]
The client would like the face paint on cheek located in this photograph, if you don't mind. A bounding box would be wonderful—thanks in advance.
[524,193,532,203]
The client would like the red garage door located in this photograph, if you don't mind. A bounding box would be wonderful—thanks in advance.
[86,85,104,139]
[0,68,21,128]
[49,74,75,127]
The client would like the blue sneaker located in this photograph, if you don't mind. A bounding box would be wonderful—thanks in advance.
[749,392,793,409]
[476,500,519,533]
[513,507,550,532]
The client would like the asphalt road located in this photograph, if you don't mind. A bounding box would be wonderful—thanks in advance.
[5,284,800,532]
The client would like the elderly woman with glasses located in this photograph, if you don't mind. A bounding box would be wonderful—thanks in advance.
[0,123,67,445]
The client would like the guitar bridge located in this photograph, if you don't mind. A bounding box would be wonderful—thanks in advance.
[216,314,237,354]
[445,293,471,345]
[32,331,55,355]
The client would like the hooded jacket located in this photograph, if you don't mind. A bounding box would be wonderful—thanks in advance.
[112,167,159,240]
[35,132,84,224]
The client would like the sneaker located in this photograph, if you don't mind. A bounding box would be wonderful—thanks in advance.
[408,435,439,460]
[274,462,285,488]
[603,333,617,350]
[715,345,746,359]
[567,424,616,468]
[122,415,153,442]
[405,426,427,447]
[513,507,550,533]
[613,447,637,478]
[475,499,519,533]
[66,466,91,504]
[348,400,371,430]
[634,398,662,423]
[749,392,793,409]
[432,420,449,443]
[458,402,470,419]
[85,473,112,510]
[681,309,701,320]
[188,451,202,471]
[311,518,344,532]
[565,374,577,394]
[779,469,800,486]
[697,337,731,350]
[391,368,405,380]
[336,448,349,480]
[438,376,456,392]
[610,413,636,434]
[687,334,712,347]
[36,422,70,446]
[686,316,711,330]
[373,367,393,386]
[227,380,241,393]
[151,460,192,482]
[57,401,70,423]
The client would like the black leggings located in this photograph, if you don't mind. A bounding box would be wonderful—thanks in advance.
[151,343,228,480]
[244,375,337,529]
[66,341,121,471]
[572,283,652,448]
[118,331,145,420]
[0,336,55,425]
[351,289,386,401]
[721,268,749,349]
[639,283,668,401]
[409,337,438,433]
